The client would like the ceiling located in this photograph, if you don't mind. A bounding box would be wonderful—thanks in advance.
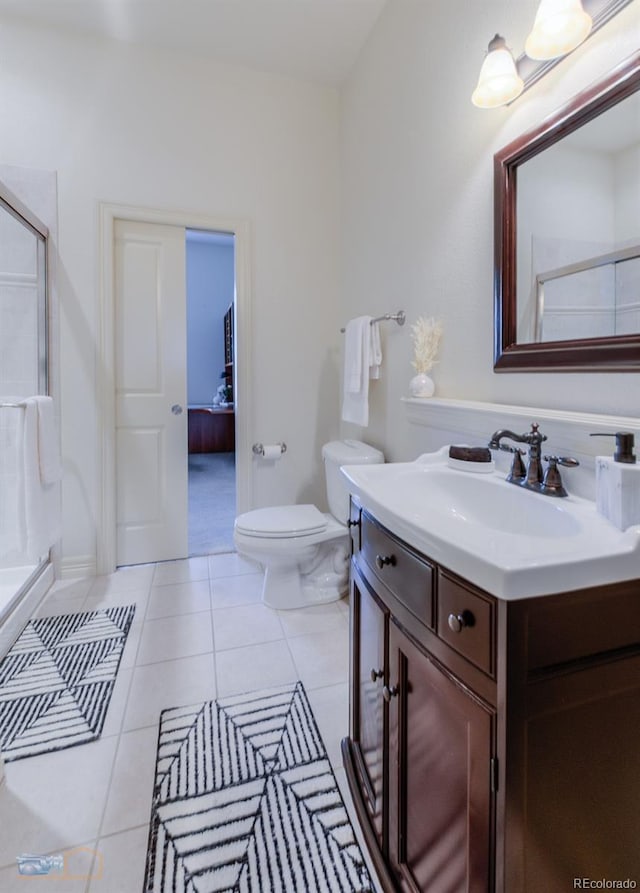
[0,0,388,86]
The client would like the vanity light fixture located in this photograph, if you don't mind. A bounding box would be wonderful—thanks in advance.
[471,34,524,108]
[525,0,592,59]
[472,0,632,107]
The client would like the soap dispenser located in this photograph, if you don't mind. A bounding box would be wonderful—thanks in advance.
[590,432,640,530]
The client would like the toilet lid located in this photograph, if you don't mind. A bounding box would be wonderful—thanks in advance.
[235,504,328,538]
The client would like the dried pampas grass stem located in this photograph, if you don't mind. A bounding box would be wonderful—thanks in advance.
[410,316,443,373]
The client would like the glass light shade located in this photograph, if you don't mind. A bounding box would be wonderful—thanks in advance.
[472,35,524,108]
[525,0,593,60]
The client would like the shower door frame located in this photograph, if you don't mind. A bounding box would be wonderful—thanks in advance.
[0,178,56,647]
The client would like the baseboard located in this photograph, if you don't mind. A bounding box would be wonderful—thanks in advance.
[58,554,97,580]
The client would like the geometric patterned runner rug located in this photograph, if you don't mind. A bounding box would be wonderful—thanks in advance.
[0,605,136,762]
[144,681,374,892]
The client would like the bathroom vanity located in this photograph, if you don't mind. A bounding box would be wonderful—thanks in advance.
[343,490,640,892]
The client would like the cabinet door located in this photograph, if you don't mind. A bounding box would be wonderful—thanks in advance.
[388,620,494,892]
[350,568,388,847]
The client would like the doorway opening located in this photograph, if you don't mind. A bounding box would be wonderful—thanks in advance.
[186,229,237,555]
[98,202,252,577]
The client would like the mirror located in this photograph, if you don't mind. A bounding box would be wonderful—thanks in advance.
[494,51,640,371]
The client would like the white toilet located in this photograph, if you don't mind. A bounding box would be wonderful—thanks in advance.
[233,439,384,609]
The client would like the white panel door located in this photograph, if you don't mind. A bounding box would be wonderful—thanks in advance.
[114,220,188,566]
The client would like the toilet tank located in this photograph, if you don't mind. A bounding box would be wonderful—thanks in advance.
[322,439,384,524]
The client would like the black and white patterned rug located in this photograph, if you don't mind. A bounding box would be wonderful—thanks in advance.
[144,681,373,892]
[0,605,136,761]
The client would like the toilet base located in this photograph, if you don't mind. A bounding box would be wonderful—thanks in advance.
[234,534,350,611]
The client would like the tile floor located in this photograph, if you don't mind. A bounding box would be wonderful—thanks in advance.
[0,553,379,892]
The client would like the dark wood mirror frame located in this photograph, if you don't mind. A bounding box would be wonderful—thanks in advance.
[494,50,640,372]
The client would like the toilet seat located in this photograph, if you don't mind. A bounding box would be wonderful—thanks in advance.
[234,504,328,539]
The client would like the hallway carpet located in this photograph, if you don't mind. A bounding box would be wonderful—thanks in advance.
[188,452,236,556]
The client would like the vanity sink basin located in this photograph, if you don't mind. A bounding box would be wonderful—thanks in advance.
[341,447,640,599]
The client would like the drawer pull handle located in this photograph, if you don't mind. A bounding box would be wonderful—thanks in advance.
[382,684,399,702]
[370,668,384,683]
[447,611,475,633]
[375,554,396,570]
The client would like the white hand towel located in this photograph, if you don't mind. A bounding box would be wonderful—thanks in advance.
[34,396,61,485]
[22,397,61,561]
[343,316,370,394]
[342,316,373,427]
[0,400,25,559]
[369,321,382,380]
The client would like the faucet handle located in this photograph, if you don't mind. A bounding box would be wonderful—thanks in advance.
[540,455,579,498]
[507,448,526,482]
[543,455,580,468]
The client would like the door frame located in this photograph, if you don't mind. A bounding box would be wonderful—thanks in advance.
[97,202,252,575]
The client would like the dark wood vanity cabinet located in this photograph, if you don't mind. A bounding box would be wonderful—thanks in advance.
[343,500,640,893]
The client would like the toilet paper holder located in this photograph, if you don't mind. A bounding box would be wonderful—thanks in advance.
[252,442,287,456]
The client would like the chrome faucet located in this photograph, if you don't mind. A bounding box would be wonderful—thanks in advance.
[488,423,579,497]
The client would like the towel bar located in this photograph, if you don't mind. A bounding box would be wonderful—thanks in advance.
[340,310,405,333]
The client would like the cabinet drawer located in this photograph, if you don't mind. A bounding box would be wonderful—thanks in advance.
[437,571,495,676]
[361,512,433,629]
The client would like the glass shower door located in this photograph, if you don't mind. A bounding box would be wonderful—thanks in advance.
[0,185,50,621]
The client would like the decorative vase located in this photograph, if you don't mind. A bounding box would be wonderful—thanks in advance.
[409,372,435,398]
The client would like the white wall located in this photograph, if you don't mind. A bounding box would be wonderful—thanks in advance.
[340,0,640,464]
[0,21,342,574]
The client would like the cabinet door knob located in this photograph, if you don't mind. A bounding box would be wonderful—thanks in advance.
[382,684,399,702]
[375,554,396,570]
[347,519,359,529]
[447,611,474,633]
[370,668,384,683]
[171,404,183,415]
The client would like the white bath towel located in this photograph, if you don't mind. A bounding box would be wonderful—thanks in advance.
[21,397,61,561]
[341,316,383,427]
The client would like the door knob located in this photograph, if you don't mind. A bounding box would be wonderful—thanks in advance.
[171,404,183,415]
[370,668,384,683]
[375,554,396,570]
[382,684,399,702]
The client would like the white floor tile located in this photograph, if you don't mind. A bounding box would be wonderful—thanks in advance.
[83,586,149,617]
[100,667,133,739]
[152,556,209,586]
[90,826,149,893]
[306,682,349,769]
[118,622,142,670]
[135,611,213,665]
[277,600,347,639]
[216,640,298,697]
[88,564,154,596]
[48,577,94,600]
[0,737,118,867]
[100,727,158,836]
[122,653,216,731]
[209,572,264,609]
[0,841,98,890]
[287,625,350,690]
[145,579,211,620]
[212,602,284,651]
[208,551,259,578]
